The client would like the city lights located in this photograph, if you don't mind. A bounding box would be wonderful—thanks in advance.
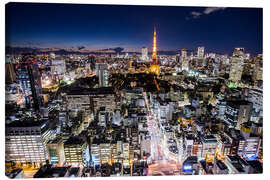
[5,2,263,178]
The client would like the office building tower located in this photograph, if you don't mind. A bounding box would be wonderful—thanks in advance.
[16,63,43,110]
[253,56,263,83]
[239,123,261,159]
[96,63,109,87]
[51,59,66,75]
[141,47,148,61]
[64,136,90,166]
[181,48,187,60]
[216,136,231,160]
[90,143,101,166]
[100,143,112,165]
[182,59,190,71]
[88,55,96,70]
[229,48,245,83]
[6,63,16,83]
[197,47,205,59]
[176,54,181,64]
[98,107,110,127]
[5,119,51,168]
[246,89,263,123]
[66,87,116,115]
[201,135,217,162]
[46,137,65,166]
[224,100,252,130]
[123,143,130,167]
[185,134,194,157]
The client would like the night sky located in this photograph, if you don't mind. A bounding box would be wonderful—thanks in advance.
[5,3,262,55]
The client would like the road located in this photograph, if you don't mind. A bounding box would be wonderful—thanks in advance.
[144,92,181,176]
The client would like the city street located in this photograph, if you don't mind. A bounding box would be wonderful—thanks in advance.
[144,92,181,176]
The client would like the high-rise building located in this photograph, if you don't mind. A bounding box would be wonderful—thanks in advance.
[5,119,51,168]
[5,63,16,83]
[46,137,65,166]
[90,144,101,166]
[181,48,188,60]
[96,63,109,87]
[98,107,110,127]
[16,63,43,110]
[100,143,111,165]
[182,59,190,71]
[185,135,194,157]
[197,47,205,59]
[229,48,245,83]
[239,123,261,159]
[224,100,253,130]
[246,89,263,123]
[51,59,66,75]
[66,87,116,115]
[141,47,148,61]
[123,143,130,167]
[252,55,263,83]
[88,55,96,70]
[201,135,217,162]
[64,136,90,166]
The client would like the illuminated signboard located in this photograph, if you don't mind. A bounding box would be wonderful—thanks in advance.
[245,153,258,161]
[182,164,193,172]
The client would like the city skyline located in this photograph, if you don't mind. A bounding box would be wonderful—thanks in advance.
[5,2,263,178]
[6,3,262,55]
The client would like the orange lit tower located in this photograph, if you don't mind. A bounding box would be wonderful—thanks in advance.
[149,26,160,75]
[152,26,157,61]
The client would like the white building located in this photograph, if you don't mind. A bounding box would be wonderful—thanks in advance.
[229,48,245,83]
[100,143,112,164]
[51,59,66,75]
[6,120,51,168]
[246,89,263,123]
[96,63,109,87]
[181,48,187,61]
[91,144,100,166]
[141,47,148,61]
[197,47,205,59]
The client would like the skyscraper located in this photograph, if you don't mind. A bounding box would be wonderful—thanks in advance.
[5,119,51,168]
[181,48,187,60]
[197,47,205,59]
[229,48,245,83]
[5,63,16,83]
[16,63,43,111]
[224,100,252,130]
[141,47,148,61]
[96,63,109,87]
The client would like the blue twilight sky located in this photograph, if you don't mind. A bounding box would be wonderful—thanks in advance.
[6,3,262,55]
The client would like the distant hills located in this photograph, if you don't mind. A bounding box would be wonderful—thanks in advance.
[6,46,179,55]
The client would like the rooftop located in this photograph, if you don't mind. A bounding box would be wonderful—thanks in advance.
[216,160,228,170]
[67,86,114,95]
[34,165,70,178]
[64,136,84,145]
[6,119,47,128]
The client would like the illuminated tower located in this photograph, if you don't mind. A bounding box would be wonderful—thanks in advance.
[149,27,160,75]
[152,27,157,62]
